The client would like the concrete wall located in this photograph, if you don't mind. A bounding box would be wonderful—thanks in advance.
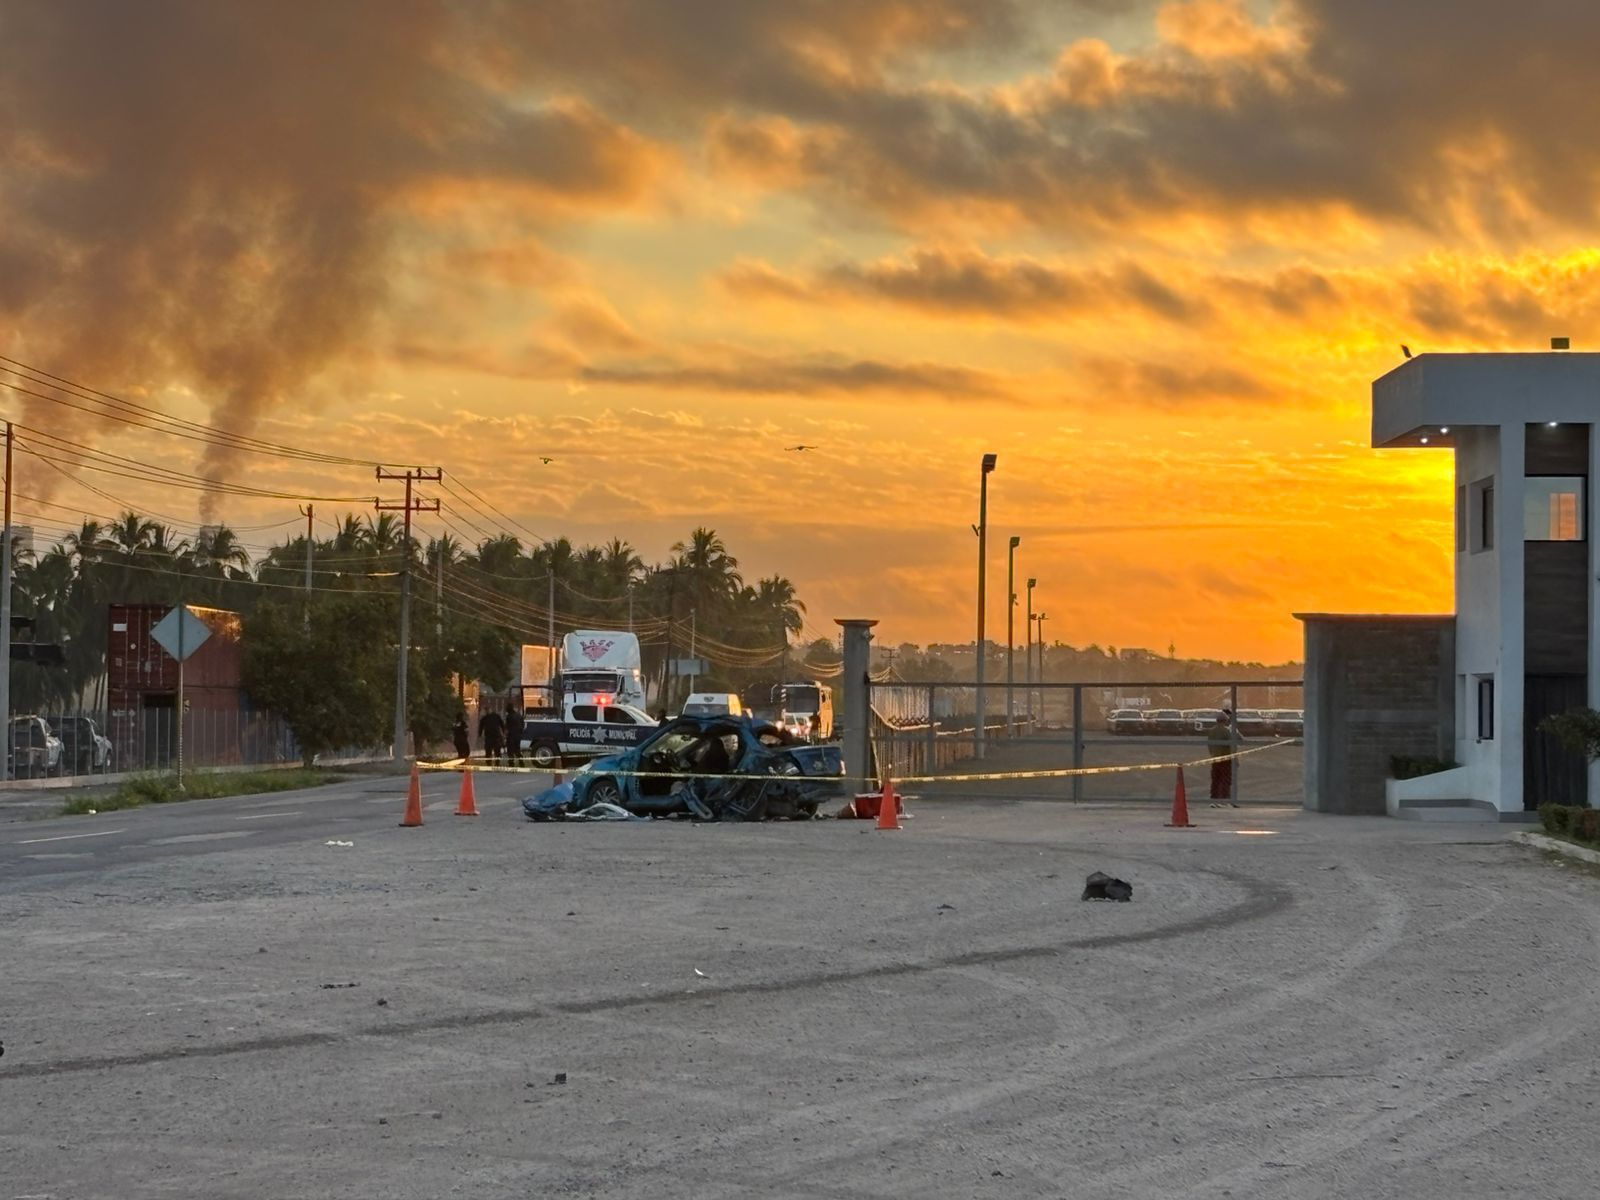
[1299,615,1455,815]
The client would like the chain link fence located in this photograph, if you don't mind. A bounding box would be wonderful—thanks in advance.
[6,707,383,782]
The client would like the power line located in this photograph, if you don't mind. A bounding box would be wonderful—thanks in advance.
[0,357,417,469]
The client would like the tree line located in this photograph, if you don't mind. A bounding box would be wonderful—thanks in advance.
[9,513,812,759]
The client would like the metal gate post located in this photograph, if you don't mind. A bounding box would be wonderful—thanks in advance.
[1072,685,1084,803]
[925,684,936,776]
[836,619,878,789]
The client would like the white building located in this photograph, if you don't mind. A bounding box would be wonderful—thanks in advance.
[1374,350,1596,816]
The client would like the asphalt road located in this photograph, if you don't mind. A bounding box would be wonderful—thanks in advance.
[4,782,1598,1198]
[0,768,552,883]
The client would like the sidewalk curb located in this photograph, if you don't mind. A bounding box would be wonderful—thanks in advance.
[1517,830,1600,867]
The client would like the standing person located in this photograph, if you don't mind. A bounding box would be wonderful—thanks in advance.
[504,704,525,765]
[480,706,505,763]
[1207,709,1240,805]
[452,711,471,762]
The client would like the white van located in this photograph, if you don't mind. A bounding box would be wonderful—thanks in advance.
[681,693,743,719]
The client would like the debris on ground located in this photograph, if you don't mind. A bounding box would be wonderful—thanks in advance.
[319,982,359,990]
[551,1072,567,1086]
[1081,871,1133,902]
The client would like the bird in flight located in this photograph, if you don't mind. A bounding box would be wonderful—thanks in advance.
[785,444,817,452]
[1400,344,1413,359]
[539,456,555,465]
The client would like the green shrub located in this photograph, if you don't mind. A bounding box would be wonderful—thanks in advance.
[1546,804,1574,834]
[1540,803,1563,834]
[1390,755,1457,780]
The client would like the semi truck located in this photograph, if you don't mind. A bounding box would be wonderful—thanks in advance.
[558,630,645,710]
[771,681,834,741]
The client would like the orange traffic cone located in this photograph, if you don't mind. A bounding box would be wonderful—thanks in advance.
[1165,765,1194,828]
[455,768,479,817]
[876,775,901,830]
[399,762,423,827]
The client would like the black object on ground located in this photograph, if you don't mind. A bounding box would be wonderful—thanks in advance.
[1081,871,1133,902]
[551,1072,568,1086]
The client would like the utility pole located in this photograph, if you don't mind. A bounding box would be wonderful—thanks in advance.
[376,467,441,762]
[0,423,12,743]
[298,504,314,633]
[627,584,634,633]
[435,540,445,642]
[688,607,697,695]
[547,567,556,658]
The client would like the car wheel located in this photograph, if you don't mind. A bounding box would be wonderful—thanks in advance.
[530,741,560,768]
[589,778,623,807]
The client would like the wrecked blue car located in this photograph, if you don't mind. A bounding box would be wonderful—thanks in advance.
[521,714,844,821]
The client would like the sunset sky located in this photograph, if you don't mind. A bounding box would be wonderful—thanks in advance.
[4,1,1597,662]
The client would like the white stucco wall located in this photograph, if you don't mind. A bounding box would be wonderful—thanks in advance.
[1374,354,1598,815]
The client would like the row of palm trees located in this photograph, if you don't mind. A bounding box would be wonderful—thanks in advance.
[9,511,811,713]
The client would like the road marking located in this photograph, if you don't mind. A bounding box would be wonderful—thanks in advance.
[236,811,303,821]
[147,831,254,845]
[11,828,127,845]
[26,851,94,860]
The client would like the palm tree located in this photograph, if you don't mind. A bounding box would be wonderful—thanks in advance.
[189,525,251,580]
[754,575,805,639]
[108,511,157,554]
[330,514,366,555]
[600,538,643,591]
[364,513,402,556]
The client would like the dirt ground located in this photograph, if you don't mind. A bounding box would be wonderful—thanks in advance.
[3,776,1598,1198]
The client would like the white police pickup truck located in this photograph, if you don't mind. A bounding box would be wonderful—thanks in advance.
[520,701,658,768]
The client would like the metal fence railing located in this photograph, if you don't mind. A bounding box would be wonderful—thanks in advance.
[6,708,384,782]
[868,679,1304,803]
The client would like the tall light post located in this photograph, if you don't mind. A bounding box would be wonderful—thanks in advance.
[1036,612,1049,723]
[1025,577,1036,726]
[1005,536,1020,737]
[974,452,997,758]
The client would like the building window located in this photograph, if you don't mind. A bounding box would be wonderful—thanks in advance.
[1476,676,1494,741]
[1523,476,1585,541]
[1469,478,1495,552]
[1455,485,1466,552]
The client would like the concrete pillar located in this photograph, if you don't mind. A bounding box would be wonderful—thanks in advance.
[1496,422,1526,812]
[1589,422,1600,806]
[836,619,878,789]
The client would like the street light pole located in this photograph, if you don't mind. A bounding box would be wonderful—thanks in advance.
[1036,612,1049,722]
[975,452,996,758]
[1025,577,1036,727]
[1005,536,1019,738]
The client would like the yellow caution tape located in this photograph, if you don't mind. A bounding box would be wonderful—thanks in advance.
[884,739,1291,784]
[413,739,1294,788]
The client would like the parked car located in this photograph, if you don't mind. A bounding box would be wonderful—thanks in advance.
[8,715,64,778]
[1268,709,1305,737]
[681,692,743,718]
[1148,708,1185,736]
[51,715,115,774]
[1183,708,1224,734]
[1107,708,1146,735]
[523,714,844,821]
[1234,709,1272,738]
